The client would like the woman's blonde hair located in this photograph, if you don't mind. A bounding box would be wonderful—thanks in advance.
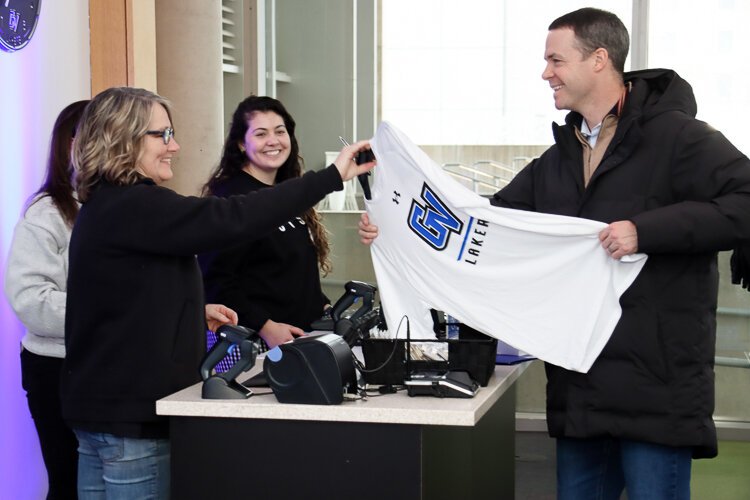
[73,87,173,202]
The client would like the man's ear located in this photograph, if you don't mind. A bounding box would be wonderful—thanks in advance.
[592,47,609,72]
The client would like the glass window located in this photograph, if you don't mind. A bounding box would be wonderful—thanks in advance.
[381,0,631,145]
[649,0,750,155]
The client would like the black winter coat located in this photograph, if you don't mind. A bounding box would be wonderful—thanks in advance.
[493,69,750,458]
[62,166,342,437]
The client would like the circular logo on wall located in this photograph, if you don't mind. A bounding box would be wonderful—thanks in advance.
[0,0,41,53]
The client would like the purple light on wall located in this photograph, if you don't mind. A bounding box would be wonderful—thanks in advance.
[0,44,49,500]
[2,1,91,496]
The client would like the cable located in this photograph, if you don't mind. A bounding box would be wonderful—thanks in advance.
[350,316,411,396]
[354,315,409,374]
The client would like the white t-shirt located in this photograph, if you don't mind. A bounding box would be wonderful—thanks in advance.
[366,121,647,373]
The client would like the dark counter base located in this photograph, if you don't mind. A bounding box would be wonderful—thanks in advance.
[170,385,515,500]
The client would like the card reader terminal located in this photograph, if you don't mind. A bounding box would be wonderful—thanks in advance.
[405,370,479,398]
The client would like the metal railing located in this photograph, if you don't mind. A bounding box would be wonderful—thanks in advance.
[441,159,531,195]
[442,160,517,195]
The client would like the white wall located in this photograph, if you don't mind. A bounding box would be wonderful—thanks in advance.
[0,1,90,498]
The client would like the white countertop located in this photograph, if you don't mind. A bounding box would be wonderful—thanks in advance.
[157,357,530,427]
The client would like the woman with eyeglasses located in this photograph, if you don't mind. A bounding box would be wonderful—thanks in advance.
[199,96,334,360]
[60,87,375,499]
[4,100,88,500]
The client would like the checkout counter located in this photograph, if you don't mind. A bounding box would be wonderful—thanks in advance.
[157,356,528,499]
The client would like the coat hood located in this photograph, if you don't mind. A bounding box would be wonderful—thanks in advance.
[563,68,697,129]
[624,68,697,120]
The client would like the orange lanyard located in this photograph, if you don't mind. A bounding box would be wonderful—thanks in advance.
[616,81,632,116]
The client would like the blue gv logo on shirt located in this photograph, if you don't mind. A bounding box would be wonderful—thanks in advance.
[408,183,463,250]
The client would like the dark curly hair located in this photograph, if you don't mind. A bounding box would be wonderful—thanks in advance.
[203,95,332,274]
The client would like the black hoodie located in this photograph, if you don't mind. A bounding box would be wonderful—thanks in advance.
[199,171,329,334]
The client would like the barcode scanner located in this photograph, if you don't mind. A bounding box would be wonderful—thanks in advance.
[330,280,378,346]
[200,324,259,399]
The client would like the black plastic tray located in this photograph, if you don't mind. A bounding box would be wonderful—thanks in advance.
[361,325,497,387]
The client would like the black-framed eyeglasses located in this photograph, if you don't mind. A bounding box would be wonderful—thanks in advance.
[144,127,175,145]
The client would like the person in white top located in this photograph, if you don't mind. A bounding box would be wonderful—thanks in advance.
[5,100,89,499]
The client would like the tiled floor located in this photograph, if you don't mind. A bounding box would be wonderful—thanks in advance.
[515,431,556,500]
[515,431,750,500]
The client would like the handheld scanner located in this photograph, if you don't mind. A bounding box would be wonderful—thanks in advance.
[330,280,377,323]
[220,339,259,382]
[199,324,257,380]
[216,324,256,344]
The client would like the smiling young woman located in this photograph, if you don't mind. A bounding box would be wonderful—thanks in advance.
[199,95,343,359]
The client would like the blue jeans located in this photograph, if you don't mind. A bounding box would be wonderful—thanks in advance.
[74,430,170,500]
[557,437,692,500]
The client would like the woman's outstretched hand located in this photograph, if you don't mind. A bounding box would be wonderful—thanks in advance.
[333,140,376,181]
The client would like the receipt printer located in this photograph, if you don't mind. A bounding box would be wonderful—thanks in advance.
[263,333,355,405]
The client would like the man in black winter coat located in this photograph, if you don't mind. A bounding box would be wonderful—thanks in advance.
[490,7,750,500]
[352,6,750,500]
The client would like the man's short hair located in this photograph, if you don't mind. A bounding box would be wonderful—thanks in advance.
[549,7,629,76]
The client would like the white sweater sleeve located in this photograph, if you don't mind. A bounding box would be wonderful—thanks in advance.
[4,197,71,347]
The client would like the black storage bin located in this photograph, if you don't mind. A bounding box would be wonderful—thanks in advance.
[361,325,497,387]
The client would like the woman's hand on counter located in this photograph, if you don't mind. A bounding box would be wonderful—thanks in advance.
[259,319,305,349]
